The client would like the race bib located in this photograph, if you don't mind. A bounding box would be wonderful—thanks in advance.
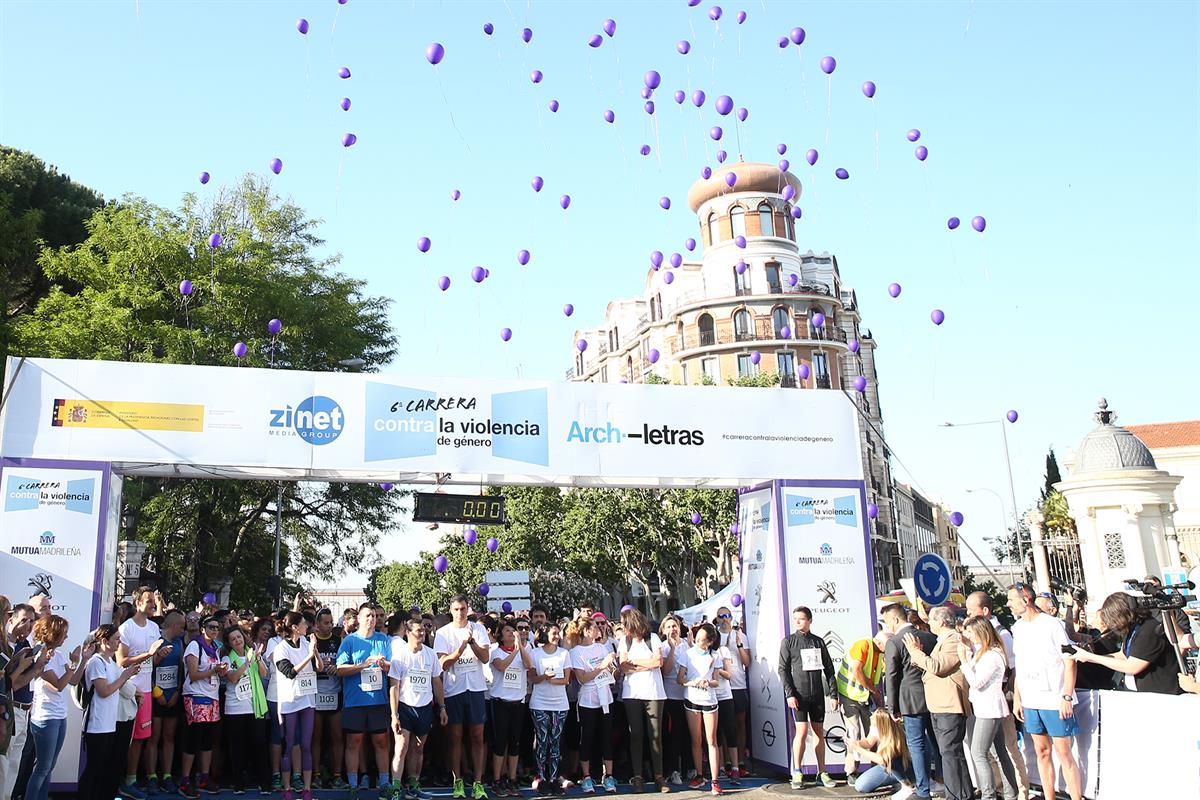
[544,657,564,679]
[209,673,220,688]
[800,648,822,671]
[316,691,339,711]
[502,666,522,689]
[234,676,253,701]
[360,666,384,692]
[156,666,178,690]
[407,668,432,700]
[297,672,317,697]
[1020,666,1052,693]
[456,653,480,674]
[593,669,615,687]
[138,659,153,677]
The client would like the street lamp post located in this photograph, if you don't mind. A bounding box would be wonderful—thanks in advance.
[967,487,1024,583]
[942,419,1027,580]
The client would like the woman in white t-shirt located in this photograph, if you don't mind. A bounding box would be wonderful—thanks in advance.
[81,624,140,800]
[27,614,92,800]
[658,615,691,786]
[180,616,230,797]
[528,623,572,792]
[617,608,668,793]
[222,626,270,794]
[272,612,320,800]
[958,617,1019,800]
[676,623,721,796]
[571,617,619,794]
[488,621,534,795]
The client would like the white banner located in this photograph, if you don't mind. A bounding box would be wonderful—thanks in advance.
[778,480,876,771]
[1,358,863,487]
[0,458,112,786]
[739,483,790,772]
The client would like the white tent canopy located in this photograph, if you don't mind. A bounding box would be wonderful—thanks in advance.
[674,581,740,625]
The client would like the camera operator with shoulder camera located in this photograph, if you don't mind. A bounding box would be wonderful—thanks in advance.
[1139,576,1195,651]
[1065,591,1182,695]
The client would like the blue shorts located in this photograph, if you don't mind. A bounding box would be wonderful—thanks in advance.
[1023,706,1079,738]
[342,703,390,734]
[397,702,435,737]
[444,690,486,727]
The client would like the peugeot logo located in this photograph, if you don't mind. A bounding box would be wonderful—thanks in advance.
[817,580,837,604]
[28,573,53,598]
[761,720,776,747]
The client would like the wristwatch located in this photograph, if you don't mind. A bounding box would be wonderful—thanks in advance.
[1061,694,1073,701]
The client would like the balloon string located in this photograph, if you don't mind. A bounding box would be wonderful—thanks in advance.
[434,68,472,153]
[872,101,880,171]
[825,76,832,147]
[797,49,811,114]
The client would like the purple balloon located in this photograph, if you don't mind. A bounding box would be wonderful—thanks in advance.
[789,27,805,45]
[199,171,210,184]
[515,249,531,267]
[1007,410,1019,423]
[342,132,357,147]
[644,101,656,115]
[669,252,682,268]
[778,37,789,48]
[716,150,727,163]
[621,604,635,614]
[862,80,876,98]
[701,166,712,179]
[950,511,965,527]
[478,582,490,596]
[907,128,921,142]
[530,69,543,83]
[486,537,500,552]
[849,339,860,353]
[663,272,675,284]
[674,90,686,103]
[798,150,814,169]
[709,6,722,21]
[464,527,478,545]
[426,43,445,64]
[576,338,588,352]
[500,327,512,342]
[380,483,394,492]
[483,22,494,35]
[202,592,216,606]
[338,66,351,79]
[471,266,486,283]
[915,145,928,161]
[688,0,701,5]
[750,351,761,365]
[737,107,748,122]
[725,171,737,187]
[736,10,746,23]
[296,18,309,34]
[641,86,653,99]
[522,27,532,43]
[782,184,795,201]
[549,99,559,112]
[779,325,791,340]
[692,89,706,107]
[972,216,987,233]
[931,309,945,326]
[734,235,746,248]
[798,363,811,380]
[433,555,448,574]
[650,251,664,267]
[269,158,283,175]
[644,70,662,89]
[531,176,543,192]
[791,206,802,219]
[208,232,222,249]
[811,312,825,328]
[560,195,571,209]
[179,279,193,297]
[677,40,691,54]
[589,34,603,48]
[563,303,574,317]
[502,601,513,613]
[731,592,743,607]
[715,95,734,115]
[233,341,248,359]
[690,512,702,525]
[451,189,461,201]
[648,348,660,364]
[835,167,849,180]
[710,126,723,141]
[854,375,867,393]
[735,259,747,275]
[820,55,836,74]
[788,273,799,287]
[340,97,351,111]
[947,216,960,230]
[640,144,651,156]
[437,276,451,291]
[685,237,696,251]
[774,144,787,157]
[604,109,615,123]
[268,318,283,335]
[867,503,879,520]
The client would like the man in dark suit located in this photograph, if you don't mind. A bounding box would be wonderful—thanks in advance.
[882,603,941,800]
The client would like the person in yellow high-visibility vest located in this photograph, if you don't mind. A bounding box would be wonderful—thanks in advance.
[836,630,891,776]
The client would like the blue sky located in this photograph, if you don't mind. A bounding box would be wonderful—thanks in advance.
[3,1,1198,575]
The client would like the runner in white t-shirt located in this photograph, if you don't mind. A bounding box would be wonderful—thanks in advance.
[486,620,534,797]
[272,612,320,800]
[433,596,492,800]
[676,623,722,796]
[221,626,268,794]
[388,619,446,800]
[713,607,746,783]
[529,624,572,792]
[616,608,667,793]
[571,617,619,794]
[658,615,691,787]
[81,624,141,800]
[116,587,169,793]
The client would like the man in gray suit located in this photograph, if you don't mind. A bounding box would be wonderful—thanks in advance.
[882,603,941,800]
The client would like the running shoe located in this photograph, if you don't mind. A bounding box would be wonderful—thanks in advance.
[818,771,836,789]
[146,778,160,796]
[560,778,575,791]
[687,777,705,790]
[453,778,467,799]
[161,777,179,796]
[408,777,433,800]
[726,770,741,787]
[890,786,915,800]
[473,781,489,800]
[179,780,199,800]
[531,778,543,794]
[630,776,645,793]
[655,778,670,794]
[581,778,595,795]
[291,775,303,792]
[120,784,148,800]
[667,772,682,787]
[272,775,284,792]
[788,773,805,790]
[602,776,617,795]
[710,780,722,797]
[331,777,352,791]
[198,777,220,795]
[233,789,246,797]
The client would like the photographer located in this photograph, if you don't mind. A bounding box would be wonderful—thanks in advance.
[1065,592,1182,695]
[1139,576,1195,651]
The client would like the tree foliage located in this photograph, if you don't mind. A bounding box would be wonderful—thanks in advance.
[12,174,402,607]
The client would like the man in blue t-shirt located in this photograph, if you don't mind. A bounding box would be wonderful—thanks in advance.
[336,604,393,797]
[148,609,186,794]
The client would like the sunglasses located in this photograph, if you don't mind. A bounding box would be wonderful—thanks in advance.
[717,613,732,619]
[517,626,530,631]
[204,625,220,631]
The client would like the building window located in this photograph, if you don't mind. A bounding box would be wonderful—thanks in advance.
[765,263,782,294]
[813,352,830,388]
[701,356,719,382]
[733,309,753,341]
[655,293,662,321]
[626,355,634,382]
[730,205,746,239]
[707,212,720,244]
[600,365,608,383]
[698,313,715,346]
[809,307,825,339]
[784,207,794,240]
[677,320,685,350]
[734,265,751,296]
[681,362,689,385]
[608,326,620,351]
[1104,531,1127,569]
[758,203,775,237]
[575,352,583,376]
[777,352,795,387]
[772,306,790,337]
[737,353,755,378]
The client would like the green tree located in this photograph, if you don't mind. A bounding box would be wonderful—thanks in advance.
[0,147,104,382]
[1041,448,1063,501]
[727,370,782,388]
[13,175,401,608]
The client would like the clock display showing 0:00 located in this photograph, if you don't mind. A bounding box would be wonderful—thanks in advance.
[463,499,504,520]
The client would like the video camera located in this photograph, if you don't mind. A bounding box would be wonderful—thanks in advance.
[1123,579,1195,611]
[1049,577,1088,606]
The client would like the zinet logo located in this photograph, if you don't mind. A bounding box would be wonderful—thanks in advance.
[269,396,344,445]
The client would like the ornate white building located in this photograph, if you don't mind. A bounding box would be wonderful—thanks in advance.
[566,160,901,591]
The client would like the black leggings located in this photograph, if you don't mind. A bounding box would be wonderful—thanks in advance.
[577,706,613,769]
[81,732,121,800]
[662,699,692,775]
[490,699,525,758]
[716,699,737,749]
[183,719,218,755]
[225,713,270,790]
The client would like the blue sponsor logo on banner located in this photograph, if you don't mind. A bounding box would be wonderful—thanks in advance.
[364,382,438,461]
[833,494,858,527]
[4,475,95,514]
[786,495,815,526]
[784,494,857,527]
[269,396,345,445]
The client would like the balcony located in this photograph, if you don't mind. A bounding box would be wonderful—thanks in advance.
[735,285,754,297]
[734,329,756,342]
[779,374,797,388]
[815,375,831,389]
[699,329,716,346]
[808,327,848,343]
[670,316,851,356]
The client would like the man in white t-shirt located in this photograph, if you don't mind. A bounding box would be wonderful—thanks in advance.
[117,587,171,795]
[388,619,446,800]
[1008,585,1082,800]
[434,596,491,800]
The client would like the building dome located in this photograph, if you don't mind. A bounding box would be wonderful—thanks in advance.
[1075,398,1158,473]
[687,160,802,212]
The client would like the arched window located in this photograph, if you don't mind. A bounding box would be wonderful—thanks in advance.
[809,306,825,340]
[733,309,753,341]
[772,306,790,337]
[758,203,775,237]
[677,320,685,350]
[698,313,715,346]
[729,206,746,239]
[627,355,634,382]
[707,212,720,244]
[783,205,794,240]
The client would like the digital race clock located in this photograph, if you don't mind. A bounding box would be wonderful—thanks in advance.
[412,492,507,525]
